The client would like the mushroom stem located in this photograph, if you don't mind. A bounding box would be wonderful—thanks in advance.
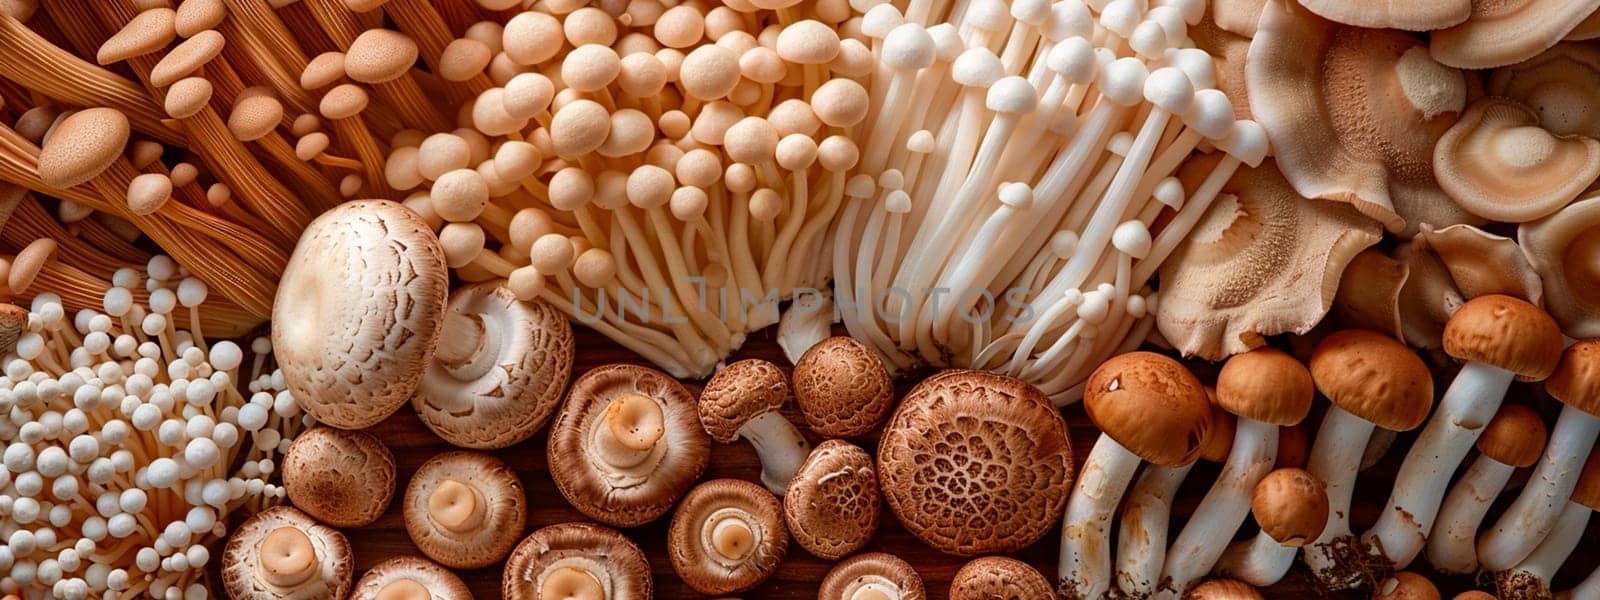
[1214,531,1298,587]
[1058,433,1143,600]
[1162,418,1279,595]
[259,526,318,588]
[1495,502,1589,600]
[426,479,486,534]
[1114,462,1193,597]
[738,410,812,495]
[1301,406,1377,590]
[433,310,485,366]
[1426,453,1516,574]
[1479,405,1600,571]
[599,392,666,466]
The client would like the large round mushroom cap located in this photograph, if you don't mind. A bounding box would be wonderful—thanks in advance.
[502,522,653,600]
[1547,340,1600,417]
[1520,195,1600,338]
[1308,330,1433,431]
[1215,347,1314,426]
[792,336,894,437]
[36,107,130,188]
[818,552,925,600]
[878,370,1072,555]
[273,200,448,429]
[1084,353,1211,468]
[1442,294,1564,380]
[415,283,574,449]
[1251,468,1329,547]
[1433,97,1600,223]
[1476,403,1549,468]
[697,358,790,442]
[783,439,881,560]
[1431,0,1600,69]
[222,506,354,599]
[549,364,710,527]
[667,478,788,595]
[282,426,396,527]
[403,451,526,569]
[948,556,1051,600]
[1489,43,1600,138]
[349,556,471,600]
[1296,0,1468,30]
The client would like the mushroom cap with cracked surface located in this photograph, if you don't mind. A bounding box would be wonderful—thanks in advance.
[783,440,880,560]
[1084,352,1212,467]
[697,358,791,442]
[948,556,1051,599]
[792,336,894,437]
[282,426,396,528]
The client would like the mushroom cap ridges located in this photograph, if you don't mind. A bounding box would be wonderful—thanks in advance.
[548,364,710,527]
[349,556,471,600]
[1520,196,1600,338]
[1308,330,1433,431]
[1475,403,1549,468]
[272,200,448,429]
[947,556,1052,599]
[792,336,894,437]
[698,358,791,442]
[668,478,788,595]
[1084,352,1211,467]
[36,107,130,188]
[1252,468,1329,547]
[878,370,1072,555]
[402,451,526,569]
[1442,294,1564,380]
[818,553,925,600]
[1431,0,1600,69]
[415,283,574,449]
[1215,347,1314,426]
[502,523,653,600]
[1188,578,1266,600]
[783,440,881,560]
[1548,340,1600,416]
[282,426,397,528]
[222,506,353,600]
[1434,97,1600,223]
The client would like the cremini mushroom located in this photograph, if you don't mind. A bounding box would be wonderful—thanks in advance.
[281,426,397,528]
[667,478,788,595]
[783,440,881,560]
[1296,0,1468,30]
[502,522,653,600]
[349,556,471,600]
[1427,403,1547,574]
[403,450,526,569]
[1520,195,1600,338]
[1431,0,1600,69]
[1376,572,1441,600]
[949,556,1050,600]
[222,506,353,599]
[697,359,812,495]
[549,364,710,527]
[792,336,895,438]
[1187,579,1265,600]
[1215,468,1330,586]
[1433,97,1600,223]
[818,552,925,600]
[1488,43,1600,138]
[1415,224,1545,305]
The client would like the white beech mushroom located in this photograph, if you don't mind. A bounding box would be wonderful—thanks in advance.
[950,556,1051,600]
[1488,43,1600,138]
[1493,445,1600,600]
[349,556,471,600]
[1425,403,1547,574]
[818,552,925,600]
[697,359,811,495]
[783,440,881,560]
[1431,0,1600,69]
[667,478,788,596]
[1214,468,1330,586]
[221,506,353,599]
[402,450,527,569]
[501,522,653,600]
[1294,0,1468,30]
[1520,195,1600,338]
[1433,97,1600,223]
[791,335,894,438]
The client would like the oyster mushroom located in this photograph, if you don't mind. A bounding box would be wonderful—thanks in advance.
[792,336,895,438]
[1427,403,1548,574]
[222,506,353,599]
[502,522,652,600]
[667,478,788,596]
[1433,97,1600,223]
[403,451,526,569]
[1332,249,1409,339]
[819,553,925,600]
[1488,43,1600,138]
[1211,0,1268,37]
[1520,195,1600,338]
[349,556,471,600]
[1393,240,1465,349]
[783,440,881,560]
[1215,468,1330,586]
[1431,0,1600,69]
[1295,0,1469,30]
[950,556,1050,599]
[697,359,812,495]
[281,426,397,528]
[549,364,710,527]
[1415,224,1544,305]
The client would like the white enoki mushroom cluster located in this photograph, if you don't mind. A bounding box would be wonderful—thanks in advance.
[0,256,305,599]
[823,0,1265,403]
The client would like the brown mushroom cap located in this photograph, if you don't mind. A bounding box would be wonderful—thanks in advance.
[403,451,526,569]
[36,107,129,188]
[1277,424,1310,469]
[818,553,925,600]
[1489,43,1600,138]
[0,303,26,356]
[222,506,353,599]
[1308,330,1434,431]
[1393,240,1465,349]
[8,238,56,294]
[1376,572,1441,600]
[1215,347,1314,426]
[697,358,790,442]
[1431,0,1600,69]
[272,200,447,429]
[783,439,880,560]
[282,426,396,528]
[879,370,1072,555]
[1295,0,1468,30]
[667,478,788,595]
[1434,98,1600,223]
[1084,352,1211,467]
[1252,468,1329,547]
[1573,444,1600,510]
[1200,398,1239,463]
[1416,224,1544,305]
[1187,578,1266,600]
[348,556,470,600]
[1476,403,1549,468]
[1442,294,1564,380]
[1520,195,1600,338]
[1547,340,1600,417]
[791,336,894,437]
[1332,248,1409,340]
[549,364,710,527]
[948,556,1050,600]
[502,522,653,600]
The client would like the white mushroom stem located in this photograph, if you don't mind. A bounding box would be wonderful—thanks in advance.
[1059,433,1143,600]
[1478,405,1600,571]
[1363,361,1516,570]
[1498,502,1589,597]
[1114,462,1193,597]
[1425,452,1517,574]
[1161,418,1279,596]
[1214,532,1299,587]
[1301,406,1378,588]
[737,411,812,496]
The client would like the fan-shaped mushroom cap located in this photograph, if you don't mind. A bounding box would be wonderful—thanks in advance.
[948,556,1050,599]
[1431,0,1600,69]
[879,370,1072,555]
[818,553,925,600]
[783,440,880,560]
[1476,403,1548,468]
[697,358,790,442]
[667,478,788,595]
[1309,330,1433,431]
[1434,98,1600,223]
[1084,352,1211,467]
[1376,572,1441,600]
[1442,294,1564,380]
[1296,0,1468,30]
[549,364,710,526]
[1548,340,1600,417]
[1333,249,1409,339]
[282,426,396,527]
[1188,578,1265,600]
[502,522,653,600]
[792,336,894,437]
[403,451,526,569]
[1489,43,1600,138]
[36,107,129,188]
[415,283,573,449]
[349,556,471,600]
[1156,157,1382,360]
[273,200,448,429]
[1416,224,1544,307]
[1215,347,1313,426]
[223,506,354,599]
[1252,467,1329,547]
[1393,240,1464,349]
[1520,195,1600,338]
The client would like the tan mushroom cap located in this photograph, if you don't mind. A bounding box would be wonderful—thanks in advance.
[1476,403,1548,468]
[1252,467,1328,547]
[1332,248,1408,340]
[149,29,224,86]
[282,426,396,528]
[880,370,1072,555]
[1277,423,1310,470]
[1431,0,1600,69]
[346,28,420,84]
[1453,592,1496,600]
[1489,43,1600,138]
[697,358,790,442]
[97,7,176,65]
[230,92,285,142]
[1520,195,1600,338]
[948,556,1050,600]
[0,303,26,356]
[8,237,56,294]
[1416,224,1544,306]
[403,451,526,569]
[1393,240,1464,349]
[667,479,788,596]
[1296,0,1468,30]
[1573,444,1600,510]
[1376,572,1441,600]
[1434,98,1600,223]
[1309,330,1433,431]
[792,336,894,437]
[1215,347,1313,426]
[272,200,447,429]
[1187,578,1265,600]
[222,506,353,599]
[1442,294,1564,381]
[548,364,709,527]
[1547,340,1600,417]
[36,107,129,188]
[1084,352,1211,467]
[348,556,470,600]
[783,440,880,560]
[818,553,925,600]
[502,522,653,600]
[1210,0,1267,37]
[1190,13,1252,120]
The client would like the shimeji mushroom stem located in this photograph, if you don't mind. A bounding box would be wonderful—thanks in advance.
[1215,531,1299,587]
[737,410,811,496]
[1302,406,1377,587]
[1161,418,1279,596]
[1478,405,1600,571]
[1496,502,1589,599]
[1059,433,1143,600]
[1426,453,1517,574]
[1114,462,1193,597]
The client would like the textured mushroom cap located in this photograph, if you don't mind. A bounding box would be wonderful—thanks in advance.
[97,7,176,65]
[1296,0,1468,30]
[879,370,1072,555]
[1216,347,1313,425]
[36,107,129,188]
[229,92,285,142]
[273,200,447,429]
[1548,340,1600,417]
[1200,400,1239,463]
[818,553,925,600]
[415,283,573,449]
[222,506,353,599]
[1434,98,1600,223]
[783,440,880,560]
[1188,578,1265,600]
[1309,330,1434,431]
[792,336,894,437]
[1416,224,1544,306]
[1452,592,1496,600]
[697,359,790,442]
[1084,352,1211,467]
[1211,0,1267,37]
[1573,445,1600,510]
[348,556,470,600]
[403,451,526,569]
[1431,0,1600,69]
[947,556,1050,600]
[1442,294,1564,380]
[1332,248,1408,340]
[1376,572,1440,600]
[549,364,710,527]
[1520,195,1600,338]
[502,523,653,600]
[345,28,419,83]
[667,479,788,595]
[149,29,224,86]
[282,426,396,528]
[1476,403,1548,468]
[0,303,25,355]
[8,237,56,294]
[1489,43,1600,138]
[1252,468,1328,547]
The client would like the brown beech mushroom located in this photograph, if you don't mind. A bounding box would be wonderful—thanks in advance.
[818,552,925,600]
[222,506,353,599]
[1187,579,1265,600]
[415,282,574,449]
[281,426,396,528]
[1215,468,1330,586]
[1489,43,1600,138]
[1427,403,1547,574]
[1296,0,1468,30]
[697,359,812,495]
[1432,0,1600,69]
[1415,224,1544,305]
[1376,572,1441,600]
[792,336,894,437]
[502,522,653,600]
[1434,97,1600,223]
[949,556,1050,600]
[35,107,130,189]
[403,451,526,569]
[783,439,880,560]
[349,556,471,600]
[667,478,788,595]
[549,364,710,526]
[1520,195,1600,338]
[273,200,448,429]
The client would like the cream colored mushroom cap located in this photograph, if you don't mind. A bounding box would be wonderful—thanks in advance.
[282,426,396,528]
[348,556,471,600]
[36,107,129,188]
[222,506,354,599]
[1520,195,1600,338]
[502,522,653,600]
[403,451,527,569]
[1296,0,1468,31]
[818,553,925,600]
[783,440,880,560]
[1415,224,1544,306]
[1431,0,1600,69]
[1489,43,1600,138]
[1434,98,1600,223]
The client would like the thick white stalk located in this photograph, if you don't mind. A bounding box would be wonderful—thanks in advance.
[739,410,812,496]
[1059,434,1143,600]
[1495,502,1589,599]
[1214,533,1297,587]
[1162,419,1279,596]
[1425,454,1515,574]
[1302,406,1377,590]
[1115,462,1194,597]
[1479,406,1600,571]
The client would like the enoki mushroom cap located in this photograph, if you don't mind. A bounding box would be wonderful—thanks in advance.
[1251,468,1329,547]
[818,553,925,600]
[1476,403,1549,468]
[792,336,894,437]
[1520,196,1600,338]
[403,451,526,569]
[501,523,653,600]
[282,426,397,528]
[948,556,1052,600]
[349,557,471,600]
[36,107,130,188]
[1442,294,1564,380]
[222,506,353,599]
[1084,352,1211,467]
[1434,97,1600,223]
[1308,330,1433,431]
[667,479,788,595]
[783,440,881,560]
